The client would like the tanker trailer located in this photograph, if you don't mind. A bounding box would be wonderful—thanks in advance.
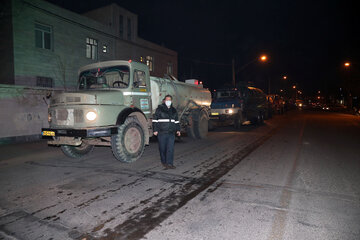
[41,60,211,163]
[150,77,211,139]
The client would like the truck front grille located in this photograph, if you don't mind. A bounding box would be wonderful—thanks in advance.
[74,109,84,123]
[56,109,68,121]
[54,109,84,126]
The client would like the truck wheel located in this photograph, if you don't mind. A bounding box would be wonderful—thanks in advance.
[256,112,264,125]
[208,119,216,131]
[194,110,208,139]
[234,112,244,129]
[264,109,269,120]
[61,142,94,158]
[111,117,145,163]
[186,115,196,139]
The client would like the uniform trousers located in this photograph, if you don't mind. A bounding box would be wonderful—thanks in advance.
[157,133,175,165]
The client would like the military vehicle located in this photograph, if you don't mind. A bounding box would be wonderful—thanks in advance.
[41,60,211,162]
[209,86,269,129]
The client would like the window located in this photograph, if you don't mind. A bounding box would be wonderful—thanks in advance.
[36,76,53,88]
[79,66,130,90]
[146,56,153,72]
[86,37,98,60]
[167,62,173,75]
[119,15,123,38]
[127,18,132,40]
[134,70,146,88]
[102,45,107,53]
[35,23,52,50]
[140,56,145,63]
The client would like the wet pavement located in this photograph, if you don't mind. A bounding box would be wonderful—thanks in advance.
[0,111,359,240]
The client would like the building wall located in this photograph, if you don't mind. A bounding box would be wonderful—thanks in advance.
[0,84,54,143]
[0,0,15,84]
[12,0,118,89]
[83,3,178,78]
[11,0,177,90]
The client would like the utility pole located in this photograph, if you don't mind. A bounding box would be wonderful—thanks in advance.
[232,57,235,87]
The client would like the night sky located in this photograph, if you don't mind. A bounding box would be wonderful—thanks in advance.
[47,0,359,95]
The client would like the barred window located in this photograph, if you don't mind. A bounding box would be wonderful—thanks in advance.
[127,18,132,40]
[146,56,154,72]
[36,76,53,88]
[86,37,98,60]
[119,15,124,38]
[167,62,173,75]
[35,23,52,50]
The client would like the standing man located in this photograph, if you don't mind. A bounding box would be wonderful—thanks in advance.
[153,95,181,169]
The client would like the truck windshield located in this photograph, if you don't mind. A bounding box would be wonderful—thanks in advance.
[215,91,239,100]
[78,66,130,90]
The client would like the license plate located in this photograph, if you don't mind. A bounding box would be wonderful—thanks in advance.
[211,112,219,115]
[42,131,55,136]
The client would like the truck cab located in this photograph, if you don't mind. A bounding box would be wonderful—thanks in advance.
[210,86,268,129]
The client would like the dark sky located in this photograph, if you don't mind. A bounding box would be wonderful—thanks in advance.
[47,0,359,95]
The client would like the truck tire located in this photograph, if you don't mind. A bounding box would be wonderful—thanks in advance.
[61,142,94,158]
[264,109,269,120]
[194,110,208,139]
[234,112,244,129]
[111,117,145,163]
[256,111,264,125]
[208,119,216,131]
[186,115,196,139]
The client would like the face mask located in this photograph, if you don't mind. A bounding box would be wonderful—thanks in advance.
[165,100,172,107]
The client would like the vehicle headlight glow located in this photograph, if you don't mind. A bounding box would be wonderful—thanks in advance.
[86,111,97,121]
[229,109,233,114]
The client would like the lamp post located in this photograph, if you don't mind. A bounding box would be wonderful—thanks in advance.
[232,54,268,87]
[343,61,352,108]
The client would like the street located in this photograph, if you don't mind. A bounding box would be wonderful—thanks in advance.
[0,111,359,240]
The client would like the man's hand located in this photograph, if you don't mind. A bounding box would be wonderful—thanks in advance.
[176,131,181,137]
[153,131,158,136]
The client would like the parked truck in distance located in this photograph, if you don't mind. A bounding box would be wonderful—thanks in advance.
[42,60,211,162]
[209,86,269,129]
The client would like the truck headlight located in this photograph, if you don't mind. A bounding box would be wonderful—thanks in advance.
[86,111,97,121]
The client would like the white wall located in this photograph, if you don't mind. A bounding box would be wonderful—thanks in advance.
[0,84,57,143]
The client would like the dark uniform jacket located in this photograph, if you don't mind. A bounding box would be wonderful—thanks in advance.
[153,103,180,134]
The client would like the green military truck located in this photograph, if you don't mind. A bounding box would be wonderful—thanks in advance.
[42,60,211,162]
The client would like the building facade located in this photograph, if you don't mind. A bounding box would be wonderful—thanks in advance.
[0,0,178,89]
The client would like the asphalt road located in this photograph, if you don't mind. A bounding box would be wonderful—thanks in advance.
[0,110,359,240]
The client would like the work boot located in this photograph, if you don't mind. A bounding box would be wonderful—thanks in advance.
[167,165,176,169]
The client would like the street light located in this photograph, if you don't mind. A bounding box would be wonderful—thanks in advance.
[233,54,269,87]
[344,62,350,67]
[283,76,287,80]
[292,85,296,89]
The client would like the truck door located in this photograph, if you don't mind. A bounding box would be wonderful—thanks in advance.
[132,70,152,117]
